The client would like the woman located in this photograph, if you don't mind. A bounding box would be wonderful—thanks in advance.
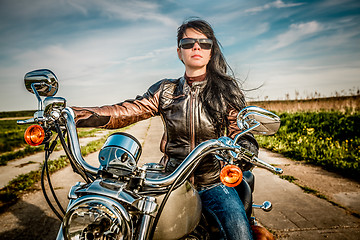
[72,18,272,240]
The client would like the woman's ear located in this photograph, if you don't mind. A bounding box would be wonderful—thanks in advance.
[177,48,182,61]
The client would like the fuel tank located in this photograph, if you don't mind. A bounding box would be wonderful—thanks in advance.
[152,180,202,239]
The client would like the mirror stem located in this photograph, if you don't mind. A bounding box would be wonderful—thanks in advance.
[233,121,260,143]
[31,83,43,110]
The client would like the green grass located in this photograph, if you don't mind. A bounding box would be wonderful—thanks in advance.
[0,120,29,153]
[0,129,119,211]
[0,145,44,166]
[0,120,107,166]
[77,128,104,138]
[0,110,34,119]
[0,156,69,210]
[256,111,360,180]
[279,175,297,183]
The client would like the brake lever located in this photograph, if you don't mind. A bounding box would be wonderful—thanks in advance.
[250,156,283,174]
[217,137,283,174]
[232,145,283,174]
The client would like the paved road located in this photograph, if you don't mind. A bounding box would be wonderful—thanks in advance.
[0,116,359,239]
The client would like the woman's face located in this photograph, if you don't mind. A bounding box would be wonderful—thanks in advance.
[177,28,212,76]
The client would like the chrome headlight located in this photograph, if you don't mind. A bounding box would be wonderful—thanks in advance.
[63,196,132,240]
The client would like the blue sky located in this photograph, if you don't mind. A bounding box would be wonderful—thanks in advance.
[0,0,359,111]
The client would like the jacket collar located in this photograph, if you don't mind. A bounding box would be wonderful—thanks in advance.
[180,76,208,94]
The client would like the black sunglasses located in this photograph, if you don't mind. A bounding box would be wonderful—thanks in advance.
[179,38,213,50]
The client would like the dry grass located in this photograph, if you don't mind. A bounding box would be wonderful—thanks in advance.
[249,95,360,113]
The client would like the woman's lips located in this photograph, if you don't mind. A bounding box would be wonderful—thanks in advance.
[192,55,202,58]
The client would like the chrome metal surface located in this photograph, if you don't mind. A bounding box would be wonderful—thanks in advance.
[142,163,165,172]
[139,196,157,214]
[137,196,157,240]
[74,179,142,208]
[101,133,141,161]
[138,214,153,240]
[63,195,132,240]
[233,122,260,143]
[144,139,228,187]
[99,133,141,176]
[56,224,64,240]
[236,106,280,136]
[68,182,85,200]
[43,96,66,119]
[24,69,58,97]
[62,107,98,178]
[253,201,273,212]
[17,110,45,125]
[17,118,36,125]
[251,156,283,174]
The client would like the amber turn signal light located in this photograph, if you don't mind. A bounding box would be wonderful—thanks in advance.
[220,164,243,187]
[24,125,45,146]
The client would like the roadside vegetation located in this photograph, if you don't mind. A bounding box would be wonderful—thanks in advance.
[0,119,103,166]
[0,129,118,211]
[256,111,360,181]
[0,110,34,119]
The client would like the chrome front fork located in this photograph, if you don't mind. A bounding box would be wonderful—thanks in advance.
[137,196,158,240]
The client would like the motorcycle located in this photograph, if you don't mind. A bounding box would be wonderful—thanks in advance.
[18,69,283,240]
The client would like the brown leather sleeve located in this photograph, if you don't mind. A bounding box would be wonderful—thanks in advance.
[227,108,241,139]
[71,84,161,129]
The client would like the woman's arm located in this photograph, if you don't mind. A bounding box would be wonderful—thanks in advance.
[71,80,164,129]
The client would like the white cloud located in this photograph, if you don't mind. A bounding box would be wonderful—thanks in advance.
[245,0,304,14]
[1,0,359,110]
[267,21,323,51]
[94,0,178,27]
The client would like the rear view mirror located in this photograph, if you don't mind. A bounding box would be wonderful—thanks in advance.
[24,69,58,97]
[237,106,280,136]
[233,106,280,144]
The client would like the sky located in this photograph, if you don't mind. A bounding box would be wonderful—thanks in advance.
[0,0,359,111]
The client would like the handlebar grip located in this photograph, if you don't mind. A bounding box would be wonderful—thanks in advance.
[17,118,36,125]
[251,156,283,174]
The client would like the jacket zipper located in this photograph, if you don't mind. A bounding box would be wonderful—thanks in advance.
[189,87,198,151]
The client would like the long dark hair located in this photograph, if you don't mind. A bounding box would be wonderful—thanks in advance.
[177,18,246,129]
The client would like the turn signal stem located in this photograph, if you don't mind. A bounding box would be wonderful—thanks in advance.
[220,164,243,187]
[24,125,45,146]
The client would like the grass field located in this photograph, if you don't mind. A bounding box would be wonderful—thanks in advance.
[0,120,29,153]
[0,119,103,165]
[0,110,34,119]
[256,111,360,180]
[249,95,359,113]
[0,130,118,211]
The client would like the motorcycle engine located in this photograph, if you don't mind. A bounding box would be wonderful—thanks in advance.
[98,132,142,177]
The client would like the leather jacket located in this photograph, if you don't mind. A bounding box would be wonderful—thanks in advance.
[72,76,258,187]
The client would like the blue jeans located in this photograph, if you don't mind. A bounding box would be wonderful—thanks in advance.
[199,183,253,240]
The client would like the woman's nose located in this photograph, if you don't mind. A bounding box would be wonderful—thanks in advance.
[193,42,201,50]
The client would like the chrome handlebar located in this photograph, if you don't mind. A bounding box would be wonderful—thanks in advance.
[18,106,283,186]
[143,139,229,187]
[17,111,45,125]
[61,108,98,177]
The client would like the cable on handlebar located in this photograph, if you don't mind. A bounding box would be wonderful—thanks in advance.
[54,121,94,183]
[41,142,64,221]
[44,142,66,215]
